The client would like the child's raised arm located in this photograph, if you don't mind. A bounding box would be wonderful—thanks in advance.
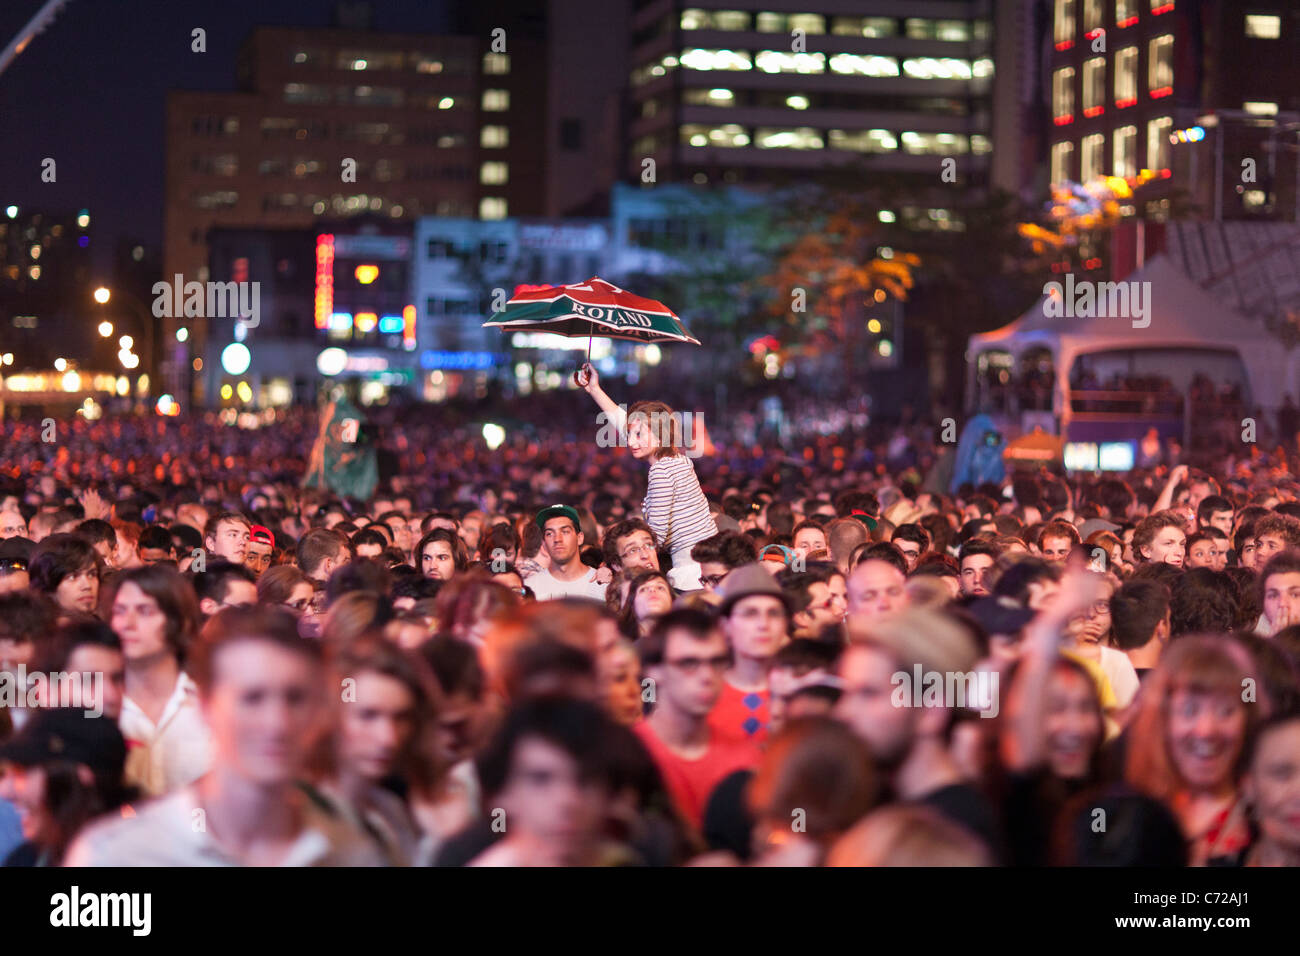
[576,363,626,435]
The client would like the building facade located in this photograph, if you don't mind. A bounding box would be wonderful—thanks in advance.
[165,21,545,401]
[1045,0,1300,220]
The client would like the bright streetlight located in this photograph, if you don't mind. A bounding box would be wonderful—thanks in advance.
[97,321,113,337]
[93,287,111,304]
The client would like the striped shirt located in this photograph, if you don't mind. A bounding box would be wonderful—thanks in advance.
[643,454,717,556]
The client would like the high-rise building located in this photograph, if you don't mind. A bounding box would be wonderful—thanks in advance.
[164,17,545,400]
[625,1,1009,202]
[1044,0,1300,220]
[0,205,95,372]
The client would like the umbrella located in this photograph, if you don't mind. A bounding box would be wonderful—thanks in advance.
[483,278,699,373]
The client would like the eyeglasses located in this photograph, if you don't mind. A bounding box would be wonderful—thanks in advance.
[808,594,845,612]
[700,574,726,588]
[619,543,655,559]
[665,654,731,674]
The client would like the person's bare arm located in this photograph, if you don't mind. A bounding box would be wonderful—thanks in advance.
[1005,570,1109,772]
[577,363,626,435]
[1153,464,1189,514]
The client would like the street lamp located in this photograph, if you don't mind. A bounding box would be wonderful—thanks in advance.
[92,285,155,401]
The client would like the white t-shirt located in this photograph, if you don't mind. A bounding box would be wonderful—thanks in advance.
[65,785,386,867]
[1099,645,1141,709]
[524,566,607,602]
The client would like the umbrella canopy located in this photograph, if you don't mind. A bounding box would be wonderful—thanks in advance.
[483,277,700,345]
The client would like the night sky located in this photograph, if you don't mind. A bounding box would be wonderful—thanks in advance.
[0,0,452,271]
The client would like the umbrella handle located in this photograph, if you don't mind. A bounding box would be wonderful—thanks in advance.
[574,364,591,388]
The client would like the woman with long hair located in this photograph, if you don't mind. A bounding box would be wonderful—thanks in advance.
[617,570,674,640]
[1126,634,1269,865]
[1237,711,1300,866]
[995,570,1113,865]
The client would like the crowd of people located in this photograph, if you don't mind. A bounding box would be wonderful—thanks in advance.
[2,386,1300,868]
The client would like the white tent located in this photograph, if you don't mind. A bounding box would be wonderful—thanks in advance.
[967,255,1297,420]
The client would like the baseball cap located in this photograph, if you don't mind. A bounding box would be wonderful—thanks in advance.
[965,595,1037,638]
[535,504,581,532]
[249,524,275,546]
[0,707,127,777]
[848,508,879,531]
[0,536,33,571]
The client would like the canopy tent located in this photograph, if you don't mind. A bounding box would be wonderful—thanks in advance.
[967,255,1297,419]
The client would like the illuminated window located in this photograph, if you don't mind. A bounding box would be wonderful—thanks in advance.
[756,13,786,32]
[1083,58,1106,115]
[830,16,895,37]
[1083,0,1104,31]
[1147,116,1172,169]
[1053,67,1076,123]
[1148,35,1173,94]
[1244,101,1278,115]
[1080,132,1105,181]
[755,51,824,73]
[829,129,897,152]
[1113,125,1137,177]
[1243,189,1267,208]
[479,197,507,220]
[1116,0,1138,26]
[1150,0,1174,13]
[1055,0,1077,46]
[971,134,992,154]
[483,53,510,75]
[1246,15,1281,38]
[906,19,973,41]
[680,9,751,30]
[481,125,509,148]
[680,123,749,147]
[828,54,899,77]
[680,49,752,71]
[683,88,735,106]
[1115,47,1138,106]
[480,162,508,185]
[754,127,823,149]
[482,89,509,111]
[936,20,972,41]
[1051,141,1074,184]
[903,58,977,80]
[901,132,969,154]
[788,14,825,34]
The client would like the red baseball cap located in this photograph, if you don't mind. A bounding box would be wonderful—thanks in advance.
[249,524,275,546]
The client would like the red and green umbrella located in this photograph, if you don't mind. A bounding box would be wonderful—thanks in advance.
[483,278,700,362]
